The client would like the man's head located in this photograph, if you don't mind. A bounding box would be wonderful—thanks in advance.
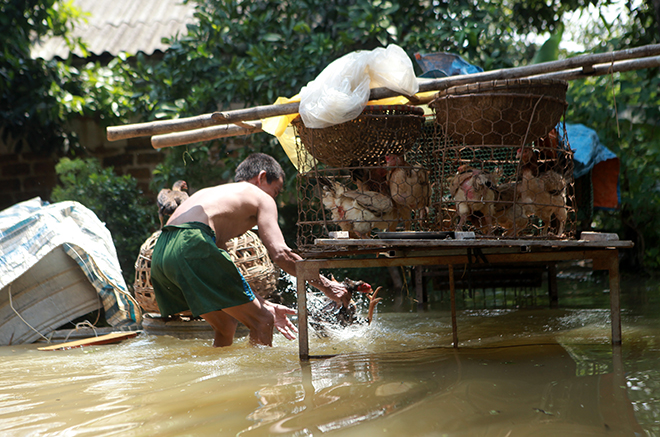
[235,153,285,184]
[235,153,285,199]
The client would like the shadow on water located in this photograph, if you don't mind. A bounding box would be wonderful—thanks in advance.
[1,274,659,436]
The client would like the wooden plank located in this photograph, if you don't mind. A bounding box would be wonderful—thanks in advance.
[313,238,634,249]
[37,331,140,351]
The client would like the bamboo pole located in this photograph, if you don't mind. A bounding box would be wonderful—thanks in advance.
[530,55,660,81]
[107,102,296,142]
[414,44,660,95]
[151,120,262,149]
[107,43,660,143]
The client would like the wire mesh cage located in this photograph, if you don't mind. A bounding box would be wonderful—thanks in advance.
[294,81,576,252]
[428,124,576,239]
[429,78,575,239]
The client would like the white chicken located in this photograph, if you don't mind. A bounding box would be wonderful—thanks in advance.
[320,179,396,238]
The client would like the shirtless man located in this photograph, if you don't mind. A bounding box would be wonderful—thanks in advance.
[150,153,350,347]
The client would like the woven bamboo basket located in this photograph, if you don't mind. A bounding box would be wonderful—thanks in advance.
[133,230,278,314]
[430,78,568,145]
[292,104,425,167]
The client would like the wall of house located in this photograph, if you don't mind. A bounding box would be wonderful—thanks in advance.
[0,117,164,212]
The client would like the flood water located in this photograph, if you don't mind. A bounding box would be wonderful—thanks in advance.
[1,273,660,436]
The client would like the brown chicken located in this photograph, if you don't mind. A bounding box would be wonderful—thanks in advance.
[517,147,567,237]
[385,154,431,228]
[492,181,528,237]
[449,165,499,234]
[350,166,390,195]
[157,180,189,228]
[320,178,396,238]
[311,277,383,331]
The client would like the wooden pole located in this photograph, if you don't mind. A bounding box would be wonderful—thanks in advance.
[530,55,660,81]
[107,102,296,142]
[151,120,262,149]
[414,44,660,94]
[106,43,660,142]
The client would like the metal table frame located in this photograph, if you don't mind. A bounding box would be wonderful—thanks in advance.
[296,237,633,361]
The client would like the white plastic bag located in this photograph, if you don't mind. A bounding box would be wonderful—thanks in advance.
[299,44,419,128]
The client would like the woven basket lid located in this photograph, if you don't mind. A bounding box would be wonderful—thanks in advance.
[430,78,568,145]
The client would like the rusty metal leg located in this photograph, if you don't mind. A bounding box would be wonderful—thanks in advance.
[607,250,622,345]
[415,266,424,311]
[548,263,558,308]
[449,264,458,348]
[296,261,318,361]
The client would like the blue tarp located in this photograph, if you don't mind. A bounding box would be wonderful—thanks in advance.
[562,123,620,210]
[565,123,618,179]
[414,52,484,78]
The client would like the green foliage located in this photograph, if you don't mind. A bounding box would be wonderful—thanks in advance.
[129,0,566,121]
[568,69,660,269]
[0,2,139,153]
[1,1,81,152]
[51,157,158,285]
[561,1,659,271]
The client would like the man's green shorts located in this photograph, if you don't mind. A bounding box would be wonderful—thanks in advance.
[151,222,255,317]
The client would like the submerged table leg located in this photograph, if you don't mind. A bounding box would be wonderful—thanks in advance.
[296,262,310,361]
[415,267,424,312]
[448,264,458,348]
[608,250,622,345]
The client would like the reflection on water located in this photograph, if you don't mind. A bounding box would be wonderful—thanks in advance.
[1,277,660,436]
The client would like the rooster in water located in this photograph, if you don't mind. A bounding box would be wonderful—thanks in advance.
[157,180,189,228]
[309,276,383,335]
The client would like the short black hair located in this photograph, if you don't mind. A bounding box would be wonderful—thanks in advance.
[234,153,285,183]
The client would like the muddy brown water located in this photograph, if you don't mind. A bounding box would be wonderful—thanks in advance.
[1,276,659,436]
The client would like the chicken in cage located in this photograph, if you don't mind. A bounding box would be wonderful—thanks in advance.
[297,156,433,243]
[437,127,575,239]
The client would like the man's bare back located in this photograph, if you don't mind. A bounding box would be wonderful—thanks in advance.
[151,153,350,347]
[167,182,267,251]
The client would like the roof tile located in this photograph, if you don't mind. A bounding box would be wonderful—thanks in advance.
[31,0,196,59]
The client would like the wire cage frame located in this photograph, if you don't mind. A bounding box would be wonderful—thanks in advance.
[294,81,576,252]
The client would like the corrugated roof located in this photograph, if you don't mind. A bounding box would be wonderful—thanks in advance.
[31,0,197,60]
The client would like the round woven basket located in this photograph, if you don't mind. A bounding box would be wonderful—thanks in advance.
[134,230,162,313]
[133,230,278,314]
[430,78,568,146]
[292,105,425,167]
[225,230,278,299]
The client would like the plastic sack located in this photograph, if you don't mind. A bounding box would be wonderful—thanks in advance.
[299,44,419,129]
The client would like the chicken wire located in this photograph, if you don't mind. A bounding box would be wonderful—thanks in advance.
[295,81,576,251]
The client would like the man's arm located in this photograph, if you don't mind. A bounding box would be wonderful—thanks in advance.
[255,193,350,306]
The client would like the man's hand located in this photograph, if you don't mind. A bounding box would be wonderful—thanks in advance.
[263,301,298,340]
